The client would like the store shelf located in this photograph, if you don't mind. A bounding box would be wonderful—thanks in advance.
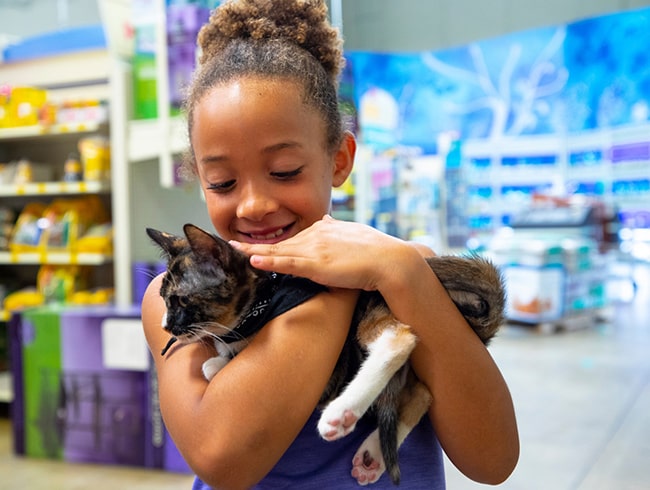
[127,116,187,163]
[0,180,111,197]
[0,251,112,265]
[0,121,106,141]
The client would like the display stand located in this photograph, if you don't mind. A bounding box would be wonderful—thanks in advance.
[488,200,607,332]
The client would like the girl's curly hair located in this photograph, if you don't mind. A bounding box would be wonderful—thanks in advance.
[181,0,345,179]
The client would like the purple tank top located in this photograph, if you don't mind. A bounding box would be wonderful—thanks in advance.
[191,409,445,489]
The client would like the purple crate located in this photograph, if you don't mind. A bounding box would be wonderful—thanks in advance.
[133,262,155,305]
[59,309,146,466]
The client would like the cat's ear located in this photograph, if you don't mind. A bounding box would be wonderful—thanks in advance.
[183,223,231,264]
[146,227,186,259]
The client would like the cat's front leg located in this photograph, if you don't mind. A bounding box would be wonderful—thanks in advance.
[202,339,248,381]
[202,356,230,381]
[318,324,417,441]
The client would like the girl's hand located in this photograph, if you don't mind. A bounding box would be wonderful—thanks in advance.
[230,215,418,292]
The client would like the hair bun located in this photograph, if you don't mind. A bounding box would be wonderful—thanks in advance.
[198,0,343,78]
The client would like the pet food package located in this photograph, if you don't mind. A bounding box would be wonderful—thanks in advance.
[10,196,110,254]
[78,136,111,181]
[8,202,47,252]
[37,265,89,304]
[0,86,47,127]
[0,206,16,250]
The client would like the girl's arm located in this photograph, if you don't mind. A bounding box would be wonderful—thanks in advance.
[232,216,520,484]
[142,273,358,489]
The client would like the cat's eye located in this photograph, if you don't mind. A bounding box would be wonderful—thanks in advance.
[170,295,188,308]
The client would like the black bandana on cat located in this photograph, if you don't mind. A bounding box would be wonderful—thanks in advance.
[220,272,328,343]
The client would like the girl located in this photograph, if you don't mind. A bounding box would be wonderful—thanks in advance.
[141,0,519,488]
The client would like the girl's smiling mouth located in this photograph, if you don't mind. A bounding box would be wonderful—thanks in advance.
[240,224,293,243]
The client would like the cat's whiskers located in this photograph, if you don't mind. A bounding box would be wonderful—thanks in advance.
[135,266,158,280]
[209,336,240,358]
[200,320,247,342]
[189,330,206,344]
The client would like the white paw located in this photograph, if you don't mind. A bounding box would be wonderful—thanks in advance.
[351,429,385,485]
[317,398,362,441]
[202,356,230,381]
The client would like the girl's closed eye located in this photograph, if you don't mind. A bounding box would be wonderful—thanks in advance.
[207,179,236,193]
[271,166,303,181]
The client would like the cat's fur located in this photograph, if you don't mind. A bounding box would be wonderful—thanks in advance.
[147,224,506,486]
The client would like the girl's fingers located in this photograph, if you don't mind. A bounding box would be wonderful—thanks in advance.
[230,241,315,275]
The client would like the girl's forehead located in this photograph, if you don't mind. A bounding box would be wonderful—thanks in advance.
[211,75,302,98]
[197,77,323,125]
[195,77,312,124]
[191,77,330,155]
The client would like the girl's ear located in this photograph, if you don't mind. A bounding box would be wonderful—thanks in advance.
[332,131,356,187]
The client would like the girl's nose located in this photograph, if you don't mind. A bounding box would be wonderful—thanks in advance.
[236,183,278,221]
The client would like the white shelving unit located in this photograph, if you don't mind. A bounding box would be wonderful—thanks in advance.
[0,125,114,318]
[106,0,189,304]
[0,1,189,311]
[0,54,117,408]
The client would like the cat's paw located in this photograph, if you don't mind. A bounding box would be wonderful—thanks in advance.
[317,404,361,441]
[202,356,230,381]
[351,429,385,486]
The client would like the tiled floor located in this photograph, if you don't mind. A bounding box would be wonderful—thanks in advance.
[1,262,649,489]
[0,414,195,489]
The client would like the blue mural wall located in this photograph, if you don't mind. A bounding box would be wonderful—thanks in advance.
[348,7,650,150]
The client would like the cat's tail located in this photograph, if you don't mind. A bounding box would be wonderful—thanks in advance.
[376,374,402,485]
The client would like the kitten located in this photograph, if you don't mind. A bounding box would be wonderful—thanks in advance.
[147,224,505,486]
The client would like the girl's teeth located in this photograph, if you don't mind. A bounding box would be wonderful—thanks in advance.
[250,228,284,240]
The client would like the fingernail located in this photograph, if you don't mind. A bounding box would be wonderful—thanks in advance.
[229,240,242,248]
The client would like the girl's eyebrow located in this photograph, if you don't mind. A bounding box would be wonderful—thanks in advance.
[199,141,304,165]
[200,154,228,165]
[262,141,303,154]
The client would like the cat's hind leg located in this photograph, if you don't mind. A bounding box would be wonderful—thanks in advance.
[318,320,417,441]
[351,377,431,485]
[351,428,383,485]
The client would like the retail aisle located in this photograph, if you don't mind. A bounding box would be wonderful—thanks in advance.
[445,262,650,490]
[1,263,648,489]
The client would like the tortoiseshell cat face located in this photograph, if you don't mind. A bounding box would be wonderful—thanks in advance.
[146,224,267,346]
